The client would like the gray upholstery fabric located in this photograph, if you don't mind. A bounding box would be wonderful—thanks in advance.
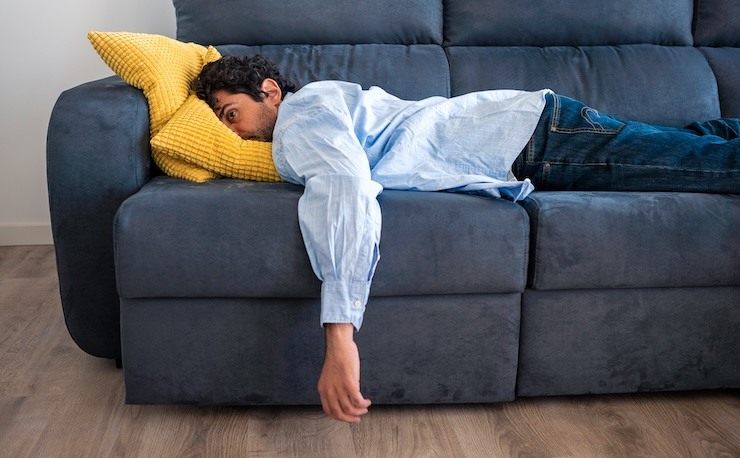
[175,0,443,45]
[444,0,693,46]
[518,287,740,396]
[115,178,529,298]
[694,0,740,46]
[47,76,150,358]
[114,179,318,299]
[700,48,740,118]
[122,293,521,404]
[373,190,529,296]
[521,192,740,290]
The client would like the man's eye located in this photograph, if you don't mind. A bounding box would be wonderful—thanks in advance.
[226,111,237,122]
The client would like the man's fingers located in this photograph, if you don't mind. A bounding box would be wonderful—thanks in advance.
[321,392,363,423]
[319,381,369,423]
[338,392,369,417]
[350,391,372,409]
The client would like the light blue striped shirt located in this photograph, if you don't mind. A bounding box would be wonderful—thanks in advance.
[272,81,548,329]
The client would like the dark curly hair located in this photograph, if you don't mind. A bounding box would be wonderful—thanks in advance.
[193,54,298,108]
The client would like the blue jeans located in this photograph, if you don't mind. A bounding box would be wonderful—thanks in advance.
[513,93,740,193]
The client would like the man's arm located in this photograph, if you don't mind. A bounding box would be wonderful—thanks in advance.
[298,171,381,423]
[272,83,383,422]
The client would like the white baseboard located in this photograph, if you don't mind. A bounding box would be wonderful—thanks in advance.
[0,224,53,246]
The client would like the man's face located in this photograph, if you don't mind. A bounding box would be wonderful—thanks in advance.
[211,89,278,142]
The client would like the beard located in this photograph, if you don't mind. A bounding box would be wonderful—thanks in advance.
[241,102,277,142]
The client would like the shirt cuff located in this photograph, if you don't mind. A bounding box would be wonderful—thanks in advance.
[320,280,372,331]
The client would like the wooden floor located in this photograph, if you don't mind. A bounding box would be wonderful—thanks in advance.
[1,245,738,457]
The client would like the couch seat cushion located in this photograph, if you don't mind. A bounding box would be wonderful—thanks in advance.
[115,177,530,298]
[521,191,740,290]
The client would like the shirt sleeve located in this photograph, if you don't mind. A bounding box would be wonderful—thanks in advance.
[272,84,383,330]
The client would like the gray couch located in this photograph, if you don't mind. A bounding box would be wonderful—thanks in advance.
[47,0,739,405]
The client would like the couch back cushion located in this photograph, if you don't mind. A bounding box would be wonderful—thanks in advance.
[694,0,740,46]
[700,48,740,118]
[694,0,740,117]
[444,0,694,46]
[175,0,443,45]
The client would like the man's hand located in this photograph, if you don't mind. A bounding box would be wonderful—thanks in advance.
[318,323,372,423]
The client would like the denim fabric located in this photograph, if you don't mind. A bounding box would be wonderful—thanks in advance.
[514,93,740,193]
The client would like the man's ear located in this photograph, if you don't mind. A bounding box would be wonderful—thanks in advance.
[260,78,282,106]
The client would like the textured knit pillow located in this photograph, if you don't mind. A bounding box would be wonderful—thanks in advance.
[88,31,221,181]
[152,94,282,182]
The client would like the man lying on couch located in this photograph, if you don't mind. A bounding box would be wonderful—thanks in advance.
[193,54,739,423]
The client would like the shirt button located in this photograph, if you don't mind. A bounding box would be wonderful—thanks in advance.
[353,300,362,308]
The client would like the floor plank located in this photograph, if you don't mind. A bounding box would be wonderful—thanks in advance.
[1,245,739,457]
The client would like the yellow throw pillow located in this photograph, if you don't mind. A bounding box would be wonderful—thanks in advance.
[88,31,221,181]
[152,94,282,183]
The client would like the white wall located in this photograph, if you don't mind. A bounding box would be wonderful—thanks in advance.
[0,1,176,245]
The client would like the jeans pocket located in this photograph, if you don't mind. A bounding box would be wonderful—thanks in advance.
[550,95,625,135]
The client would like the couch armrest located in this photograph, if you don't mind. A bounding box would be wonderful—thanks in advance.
[47,76,151,358]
